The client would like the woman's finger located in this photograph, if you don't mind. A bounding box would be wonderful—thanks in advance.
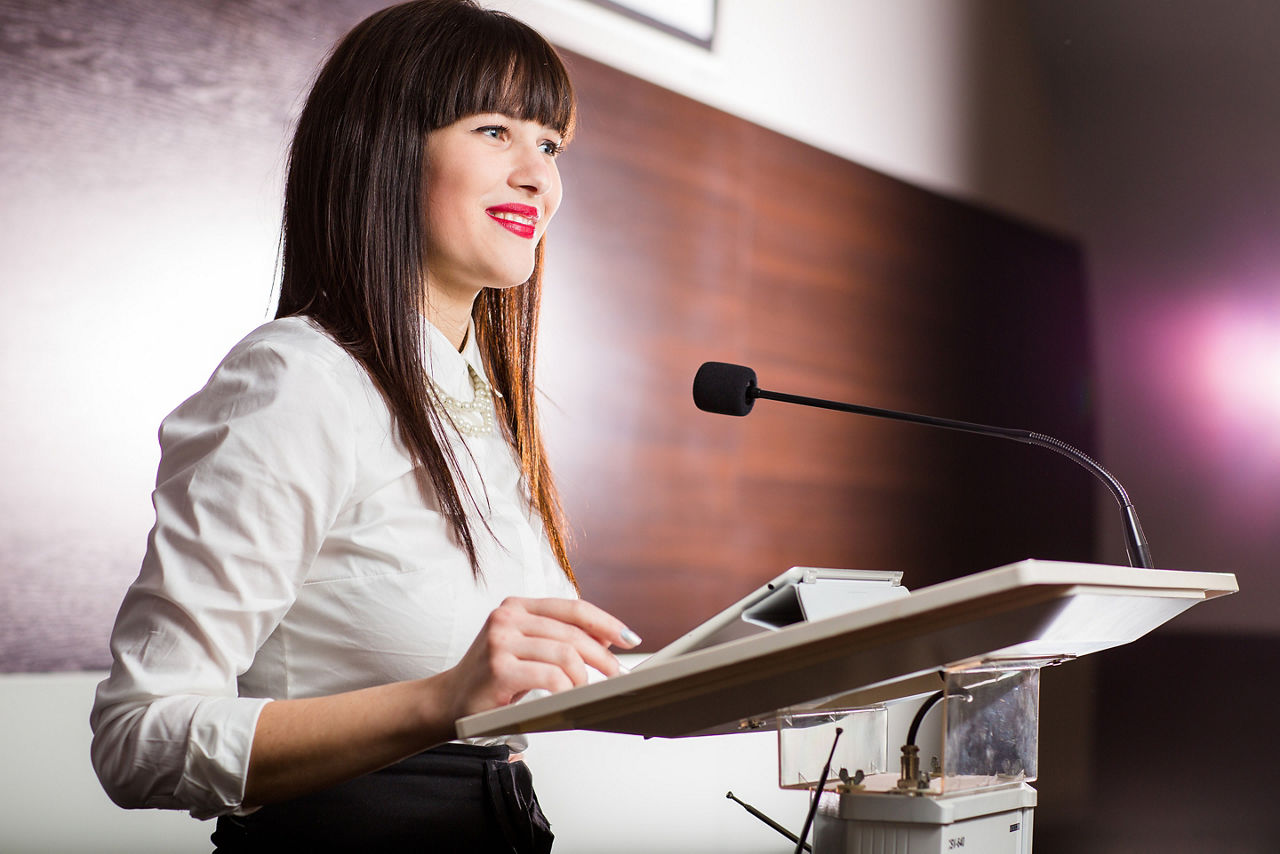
[467,652,575,710]
[504,635,592,688]
[500,597,642,649]
[488,603,622,677]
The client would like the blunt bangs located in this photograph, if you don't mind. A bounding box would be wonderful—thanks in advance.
[422,8,576,139]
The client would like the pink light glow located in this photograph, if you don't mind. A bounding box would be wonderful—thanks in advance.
[1159,292,1280,536]
[1131,286,1280,537]
[1193,299,1280,444]
[1135,291,1280,533]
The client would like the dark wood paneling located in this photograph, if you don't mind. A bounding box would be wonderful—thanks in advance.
[1035,631,1280,853]
[543,52,1094,647]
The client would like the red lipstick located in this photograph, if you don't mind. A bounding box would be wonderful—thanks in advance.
[486,203,539,239]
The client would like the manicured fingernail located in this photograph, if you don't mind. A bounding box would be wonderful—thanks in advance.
[620,627,642,646]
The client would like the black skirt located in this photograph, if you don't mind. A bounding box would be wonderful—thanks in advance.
[211,743,553,853]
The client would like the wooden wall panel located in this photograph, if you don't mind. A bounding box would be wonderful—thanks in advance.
[541,52,1094,648]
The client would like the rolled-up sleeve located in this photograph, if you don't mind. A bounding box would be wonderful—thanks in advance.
[90,332,357,818]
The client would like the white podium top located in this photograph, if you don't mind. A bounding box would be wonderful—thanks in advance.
[456,560,1237,741]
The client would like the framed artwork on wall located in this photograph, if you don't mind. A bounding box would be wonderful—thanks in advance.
[582,0,717,48]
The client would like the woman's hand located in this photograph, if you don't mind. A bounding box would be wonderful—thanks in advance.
[443,597,641,721]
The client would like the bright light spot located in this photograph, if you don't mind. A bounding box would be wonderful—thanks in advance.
[1140,292,1280,534]
[1176,295,1280,525]
[1196,302,1280,433]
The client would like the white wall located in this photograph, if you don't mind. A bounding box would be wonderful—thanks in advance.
[0,673,212,854]
[486,0,1067,231]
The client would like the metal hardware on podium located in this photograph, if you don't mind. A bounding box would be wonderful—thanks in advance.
[780,662,1044,852]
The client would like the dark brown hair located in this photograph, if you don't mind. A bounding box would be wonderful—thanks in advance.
[276,0,576,585]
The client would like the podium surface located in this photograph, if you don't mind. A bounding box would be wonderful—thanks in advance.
[457,560,1236,741]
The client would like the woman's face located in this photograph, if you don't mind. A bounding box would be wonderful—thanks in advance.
[422,112,565,301]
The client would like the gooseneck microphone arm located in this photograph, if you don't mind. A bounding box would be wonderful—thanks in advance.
[694,361,1153,569]
[754,387,1155,566]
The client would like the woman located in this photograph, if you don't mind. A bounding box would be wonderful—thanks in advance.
[90,2,637,850]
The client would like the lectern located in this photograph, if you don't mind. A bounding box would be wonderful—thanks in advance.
[458,560,1237,852]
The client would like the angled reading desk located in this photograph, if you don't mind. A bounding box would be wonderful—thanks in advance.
[458,560,1237,853]
[459,559,1236,740]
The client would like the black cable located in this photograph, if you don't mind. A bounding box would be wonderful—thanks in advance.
[906,691,945,746]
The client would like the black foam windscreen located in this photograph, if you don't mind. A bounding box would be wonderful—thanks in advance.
[692,362,758,416]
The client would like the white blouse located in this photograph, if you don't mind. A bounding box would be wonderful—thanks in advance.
[90,316,576,820]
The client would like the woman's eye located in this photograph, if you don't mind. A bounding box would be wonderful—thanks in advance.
[477,125,507,140]
[539,140,565,157]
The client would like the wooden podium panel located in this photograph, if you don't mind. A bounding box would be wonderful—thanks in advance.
[456,561,1236,741]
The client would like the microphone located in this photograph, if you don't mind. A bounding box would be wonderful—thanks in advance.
[692,361,1154,569]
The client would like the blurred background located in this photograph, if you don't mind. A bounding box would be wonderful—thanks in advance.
[2,1,1276,851]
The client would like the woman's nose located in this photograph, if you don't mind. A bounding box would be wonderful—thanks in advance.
[509,147,554,196]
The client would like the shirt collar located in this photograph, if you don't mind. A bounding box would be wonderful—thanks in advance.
[422,316,495,401]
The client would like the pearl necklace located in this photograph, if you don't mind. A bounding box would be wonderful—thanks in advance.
[428,362,496,438]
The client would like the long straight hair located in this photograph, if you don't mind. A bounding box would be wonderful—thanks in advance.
[276,0,575,585]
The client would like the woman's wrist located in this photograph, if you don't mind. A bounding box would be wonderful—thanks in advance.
[416,668,463,742]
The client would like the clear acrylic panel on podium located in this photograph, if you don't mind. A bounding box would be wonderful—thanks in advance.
[940,661,1040,793]
[777,705,888,789]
